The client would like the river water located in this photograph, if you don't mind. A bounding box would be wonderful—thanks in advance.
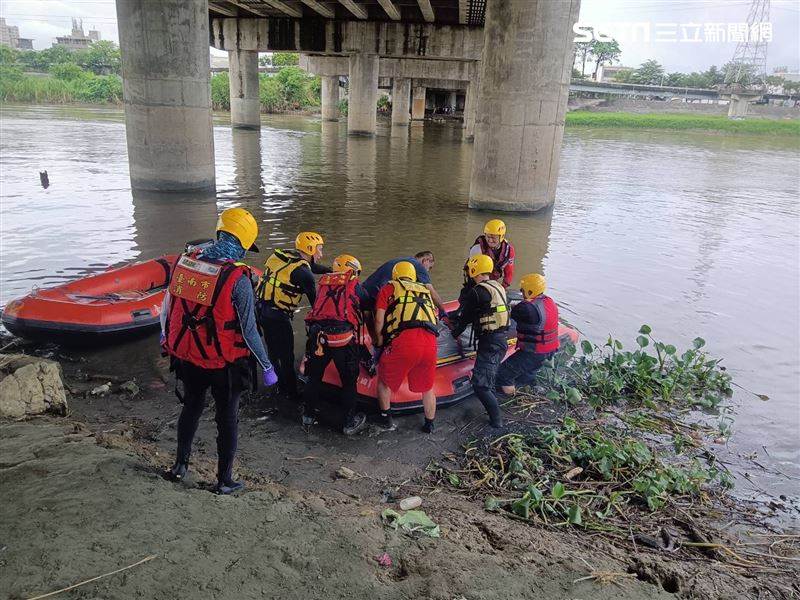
[1,104,798,500]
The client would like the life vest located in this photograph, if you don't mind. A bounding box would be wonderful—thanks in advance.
[469,236,513,282]
[306,271,361,329]
[475,280,510,334]
[164,253,251,369]
[516,295,560,354]
[382,279,438,343]
[257,249,309,314]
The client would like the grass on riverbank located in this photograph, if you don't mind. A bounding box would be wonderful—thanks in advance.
[566,110,800,135]
[0,73,122,104]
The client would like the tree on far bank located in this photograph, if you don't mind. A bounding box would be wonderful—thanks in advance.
[272,52,299,67]
[79,40,121,75]
[590,38,621,80]
[573,28,593,78]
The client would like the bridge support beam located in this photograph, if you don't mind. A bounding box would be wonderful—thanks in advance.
[347,53,378,136]
[321,75,340,121]
[411,85,426,120]
[229,49,260,129]
[116,0,215,192]
[469,0,580,211]
[391,77,411,126]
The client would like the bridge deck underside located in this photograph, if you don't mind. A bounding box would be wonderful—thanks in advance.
[208,0,485,26]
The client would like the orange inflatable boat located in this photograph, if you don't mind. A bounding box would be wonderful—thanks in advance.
[300,293,579,413]
[1,256,177,340]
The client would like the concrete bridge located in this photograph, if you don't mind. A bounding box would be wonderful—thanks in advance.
[115,0,580,212]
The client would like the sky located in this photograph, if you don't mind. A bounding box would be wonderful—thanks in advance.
[1,0,798,73]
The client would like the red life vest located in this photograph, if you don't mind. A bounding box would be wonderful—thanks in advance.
[472,236,513,282]
[305,271,362,331]
[516,295,560,354]
[164,253,251,369]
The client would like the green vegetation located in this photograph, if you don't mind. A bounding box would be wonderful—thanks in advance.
[432,328,737,540]
[211,67,321,113]
[566,111,800,135]
[0,43,122,104]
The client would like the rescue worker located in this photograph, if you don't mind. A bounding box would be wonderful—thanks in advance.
[373,261,439,433]
[302,254,370,435]
[497,274,560,395]
[449,254,510,428]
[162,207,277,495]
[467,219,515,288]
[256,232,330,407]
[362,251,447,315]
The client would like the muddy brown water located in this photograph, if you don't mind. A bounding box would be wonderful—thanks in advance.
[0,104,798,507]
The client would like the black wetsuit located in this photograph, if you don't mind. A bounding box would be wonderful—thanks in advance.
[259,261,331,402]
[451,284,508,426]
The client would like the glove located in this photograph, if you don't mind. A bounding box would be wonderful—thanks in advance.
[438,307,448,320]
[262,365,278,387]
[159,332,168,357]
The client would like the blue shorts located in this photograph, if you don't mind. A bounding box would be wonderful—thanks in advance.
[496,350,552,388]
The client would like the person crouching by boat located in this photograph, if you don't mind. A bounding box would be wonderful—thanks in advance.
[256,232,331,412]
[497,274,560,396]
[161,208,278,495]
[373,261,439,433]
[467,219,515,288]
[302,254,371,435]
[448,254,510,429]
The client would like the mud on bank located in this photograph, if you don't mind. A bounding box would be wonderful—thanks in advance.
[1,340,798,599]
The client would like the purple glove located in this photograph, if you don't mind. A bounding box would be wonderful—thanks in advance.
[262,365,278,387]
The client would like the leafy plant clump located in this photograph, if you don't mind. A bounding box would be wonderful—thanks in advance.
[538,325,732,410]
[436,417,731,532]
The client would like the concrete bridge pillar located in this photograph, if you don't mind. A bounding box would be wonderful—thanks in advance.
[463,81,477,141]
[469,0,580,211]
[321,75,340,121]
[116,0,215,192]
[229,49,260,129]
[411,85,426,120]
[727,94,750,118]
[391,77,411,126]
[347,53,378,136]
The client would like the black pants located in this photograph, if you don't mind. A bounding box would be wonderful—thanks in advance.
[496,350,553,388]
[259,310,298,400]
[471,331,508,424]
[175,360,246,484]
[302,337,359,427]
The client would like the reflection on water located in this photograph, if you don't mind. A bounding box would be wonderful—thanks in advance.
[0,104,798,498]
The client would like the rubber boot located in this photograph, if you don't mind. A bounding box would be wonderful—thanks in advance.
[422,418,436,433]
[378,411,396,431]
[476,387,503,428]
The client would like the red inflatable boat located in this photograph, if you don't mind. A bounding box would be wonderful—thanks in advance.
[300,293,579,413]
[1,256,177,340]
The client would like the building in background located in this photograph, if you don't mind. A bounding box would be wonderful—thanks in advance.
[595,65,633,83]
[53,18,100,52]
[0,17,34,49]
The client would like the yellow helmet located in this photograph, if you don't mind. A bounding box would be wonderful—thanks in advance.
[520,273,546,299]
[333,254,361,275]
[484,219,506,242]
[295,231,324,255]
[391,261,416,282]
[466,254,494,278]
[216,207,259,252]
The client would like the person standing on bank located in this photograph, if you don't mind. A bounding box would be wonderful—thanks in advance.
[497,274,560,395]
[162,208,277,495]
[373,261,439,433]
[449,254,510,428]
[257,232,330,408]
[302,254,370,435]
[467,219,515,288]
